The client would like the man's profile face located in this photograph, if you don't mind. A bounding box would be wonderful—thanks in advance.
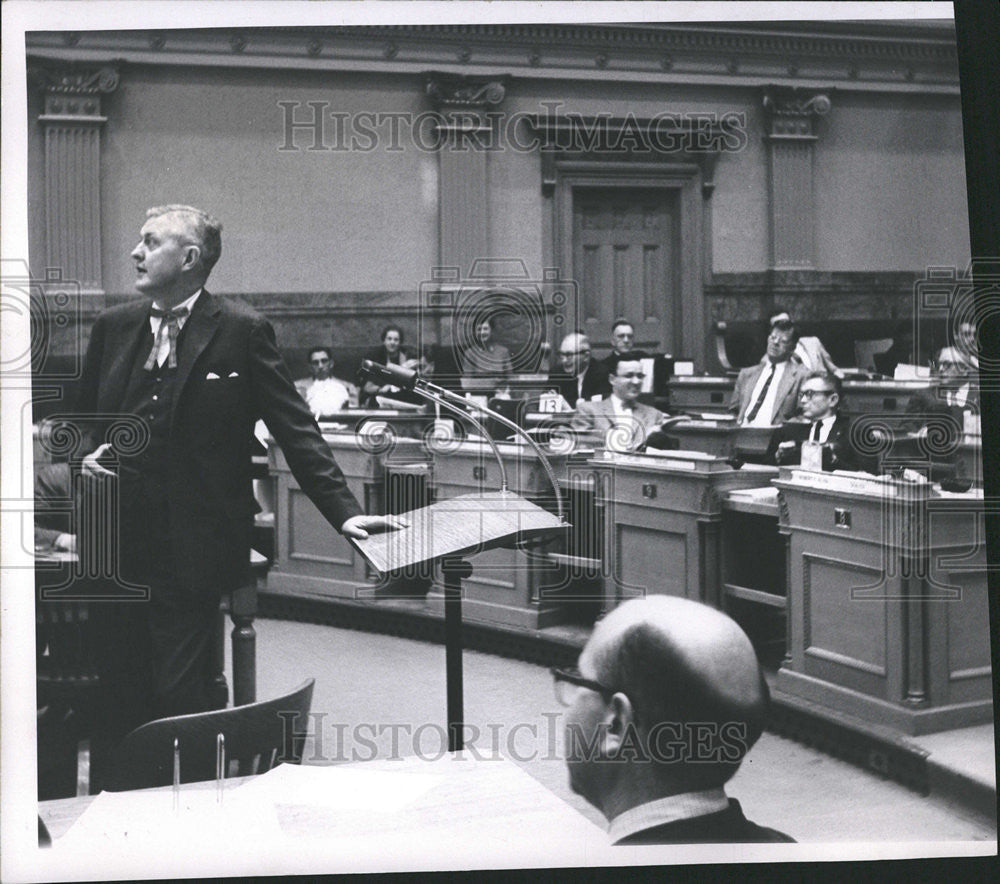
[799,379,837,421]
[131,214,194,298]
[612,324,635,354]
[610,359,644,403]
[383,330,401,354]
[559,336,591,375]
[308,350,332,380]
[562,647,610,806]
[766,329,795,363]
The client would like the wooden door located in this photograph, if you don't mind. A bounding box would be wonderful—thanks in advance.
[573,187,679,355]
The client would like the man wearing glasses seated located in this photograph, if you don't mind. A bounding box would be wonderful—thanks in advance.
[295,346,355,417]
[546,332,611,408]
[764,371,870,472]
[730,321,809,427]
[570,354,677,452]
[552,596,794,844]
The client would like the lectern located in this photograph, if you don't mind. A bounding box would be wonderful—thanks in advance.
[350,491,564,749]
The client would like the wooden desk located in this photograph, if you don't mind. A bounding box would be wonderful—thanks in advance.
[425,440,573,629]
[267,432,429,600]
[667,376,935,418]
[39,754,608,869]
[588,451,778,610]
[721,487,787,667]
[773,469,992,735]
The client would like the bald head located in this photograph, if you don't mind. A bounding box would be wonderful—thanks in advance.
[558,333,592,375]
[582,596,768,780]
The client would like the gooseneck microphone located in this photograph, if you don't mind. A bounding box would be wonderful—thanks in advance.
[361,360,418,390]
[358,359,565,522]
[359,358,510,494]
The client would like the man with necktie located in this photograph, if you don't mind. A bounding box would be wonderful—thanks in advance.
[545,332,611,408]
[730,321,809,426]
[571,354,675,451]
[75,206,398,775]
[764,372,869,472]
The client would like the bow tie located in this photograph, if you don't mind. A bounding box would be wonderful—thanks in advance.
[144,305,190,371]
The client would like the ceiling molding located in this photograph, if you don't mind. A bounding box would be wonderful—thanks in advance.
[24,23,960,95]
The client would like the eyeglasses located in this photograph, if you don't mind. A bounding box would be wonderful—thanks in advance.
[550,666,615,706]
[310,358,330,365]
[799,389,833,399]
[560,350,590,357]
[768,332,794,343]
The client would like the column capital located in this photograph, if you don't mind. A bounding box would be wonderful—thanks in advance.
[29,63,120,120]
[762,87,831,138]
[425,73,507,113]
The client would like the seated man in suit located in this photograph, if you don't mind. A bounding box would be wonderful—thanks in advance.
[765,372,871,472]
[571,353,676,451]
[546,332,611,408]
[600,318,646,367]
[898,345,979,486]
[555,595,794,845]
[295,346,355,417]
[730,321,809,427]
[767,309,840,376]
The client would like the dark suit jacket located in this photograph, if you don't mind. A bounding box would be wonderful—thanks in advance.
[614,799,795,845]
[74,290,362,596]
[765,414,874,473]
[546,361,611,407]
[730,358,808,425]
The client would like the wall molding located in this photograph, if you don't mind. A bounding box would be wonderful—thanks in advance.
[25,22,960,94]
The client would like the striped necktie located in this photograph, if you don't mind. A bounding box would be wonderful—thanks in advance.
[745,364,775,423]
[144,305,190,371]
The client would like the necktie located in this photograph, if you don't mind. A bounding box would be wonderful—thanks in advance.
[144,305,190,371]
[744,364,775,423]
[811,420,821,442]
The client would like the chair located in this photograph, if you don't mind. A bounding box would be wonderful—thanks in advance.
[104,678,315,792]
[854,338,893,373]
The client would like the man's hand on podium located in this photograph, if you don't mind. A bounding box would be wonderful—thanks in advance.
[341,514,408,540]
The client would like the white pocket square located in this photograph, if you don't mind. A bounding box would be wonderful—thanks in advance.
[206,371,220,379]
[228,371,239,378]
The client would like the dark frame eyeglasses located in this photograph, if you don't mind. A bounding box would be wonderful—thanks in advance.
[550,666,616,706]
[799,388,834,399]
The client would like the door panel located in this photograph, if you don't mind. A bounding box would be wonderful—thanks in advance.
[573,188,678,354]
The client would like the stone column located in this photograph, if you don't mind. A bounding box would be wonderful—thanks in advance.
[30,64,119,294]
[426,74,506,272]
[762,88,831,270]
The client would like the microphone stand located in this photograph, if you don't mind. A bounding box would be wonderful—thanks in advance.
[359,361,565,522]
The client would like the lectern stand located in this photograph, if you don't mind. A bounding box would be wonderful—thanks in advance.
[349,491,565,749]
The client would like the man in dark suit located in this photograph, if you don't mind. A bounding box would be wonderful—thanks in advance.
[76,205,398,753]
[554,596,793,844]
[730,321,808,426]
[765,372,872,472]
[546,332,611,407]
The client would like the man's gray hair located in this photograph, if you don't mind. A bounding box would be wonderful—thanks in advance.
[146,205,223,272]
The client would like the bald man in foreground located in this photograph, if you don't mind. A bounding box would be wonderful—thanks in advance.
[553,596,794,844]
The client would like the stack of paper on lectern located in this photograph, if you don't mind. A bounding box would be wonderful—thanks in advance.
[350,491,566,575]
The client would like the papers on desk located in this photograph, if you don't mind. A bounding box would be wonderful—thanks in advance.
[893,363,932,380]
[234,763,442,812]
[53,786,284,852]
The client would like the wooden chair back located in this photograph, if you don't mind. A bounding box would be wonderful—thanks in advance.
[104,678,315,792]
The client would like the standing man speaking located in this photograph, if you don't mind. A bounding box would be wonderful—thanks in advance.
[76,206,397,757]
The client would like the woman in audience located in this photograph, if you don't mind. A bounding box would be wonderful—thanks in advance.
[459,316,512,396]
[361,324,408,407]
